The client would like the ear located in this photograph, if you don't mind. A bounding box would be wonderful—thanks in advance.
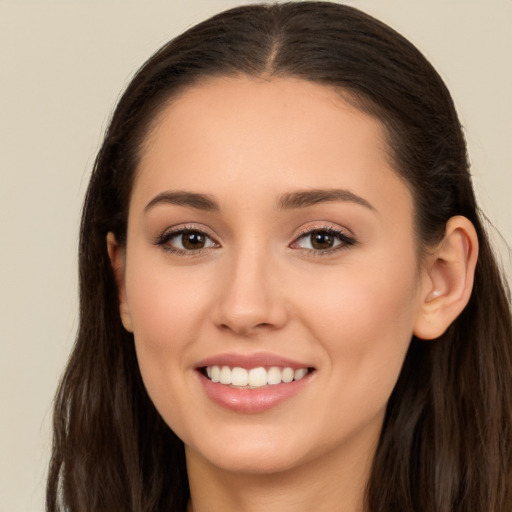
[414,216,478,340]
[106,232,133,332]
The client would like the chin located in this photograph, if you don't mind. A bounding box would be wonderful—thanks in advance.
[186,429,312,476]
[202,449,306,476]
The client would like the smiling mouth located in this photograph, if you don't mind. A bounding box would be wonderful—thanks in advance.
[200,365,314,389]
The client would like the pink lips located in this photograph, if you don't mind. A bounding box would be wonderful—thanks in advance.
[196,352,310,370]
[195,352,314,414]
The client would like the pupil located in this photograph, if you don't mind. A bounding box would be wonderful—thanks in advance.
[183,232,205,249]
[312,232,334,250]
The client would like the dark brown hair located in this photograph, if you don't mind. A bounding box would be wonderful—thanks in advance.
[47,2,512,511]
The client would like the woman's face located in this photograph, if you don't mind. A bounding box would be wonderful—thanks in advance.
[114,76,429,475]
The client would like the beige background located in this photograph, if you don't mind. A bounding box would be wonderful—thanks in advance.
[0,1,510,510]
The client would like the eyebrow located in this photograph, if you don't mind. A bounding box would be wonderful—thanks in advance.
[277,189,376,212]
[143,188,375,214]
[144,191,219,213]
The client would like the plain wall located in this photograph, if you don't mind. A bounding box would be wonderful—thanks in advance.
[0,1,510,510]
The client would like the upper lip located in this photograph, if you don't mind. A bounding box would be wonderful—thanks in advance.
[195,352,313,370]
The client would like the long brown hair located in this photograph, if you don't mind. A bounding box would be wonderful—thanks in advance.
[47,3,512,511]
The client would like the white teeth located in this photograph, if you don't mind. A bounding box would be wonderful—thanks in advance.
[211,366,220,383]
[231,367,249,387]
[267,366,282,385]
[282,367,294,383]
[219,366,231,384]
[248,367,268,387]
[204,365,310,388]
[294,368,308,380]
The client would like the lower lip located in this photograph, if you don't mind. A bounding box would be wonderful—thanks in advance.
[197,371,313,414]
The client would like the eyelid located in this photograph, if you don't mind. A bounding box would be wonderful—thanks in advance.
[290,224,357,253]
[293,223,354,239]
[153,222,356,256]
[154,224,220,254]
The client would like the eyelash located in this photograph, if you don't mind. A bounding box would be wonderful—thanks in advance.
[154,225,219,256]
[154,225,356,256]
[291,226,357,255]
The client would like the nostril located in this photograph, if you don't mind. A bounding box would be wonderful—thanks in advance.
[219,321,277,335]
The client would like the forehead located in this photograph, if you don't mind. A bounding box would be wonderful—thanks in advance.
[142,75,388,162]
[133,76,412,217]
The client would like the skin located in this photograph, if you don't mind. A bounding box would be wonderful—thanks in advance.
[108,76,478,512]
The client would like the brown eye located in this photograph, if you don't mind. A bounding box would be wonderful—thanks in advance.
[292,228,355,252]
[181,232,207,250]
[310,231,336,250]
[159,229,217,252]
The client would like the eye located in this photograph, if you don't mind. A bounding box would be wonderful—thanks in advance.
[292,228,355,252]
[156,228,218,253]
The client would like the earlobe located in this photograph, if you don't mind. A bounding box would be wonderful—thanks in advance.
[414,216,478,340]
[106,232,133,333]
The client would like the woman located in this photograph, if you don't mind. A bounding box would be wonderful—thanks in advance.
[46,2,512,511]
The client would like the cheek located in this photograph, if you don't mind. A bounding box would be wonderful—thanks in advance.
[125,256,211,353]
[301,248,421,402]
[122,253,214,420]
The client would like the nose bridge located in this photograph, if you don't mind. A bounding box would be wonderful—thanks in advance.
[215,239,286,334]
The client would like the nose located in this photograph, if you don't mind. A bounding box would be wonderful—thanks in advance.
[213,247,289,336]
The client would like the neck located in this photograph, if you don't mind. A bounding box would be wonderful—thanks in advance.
[185,436,376,512]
